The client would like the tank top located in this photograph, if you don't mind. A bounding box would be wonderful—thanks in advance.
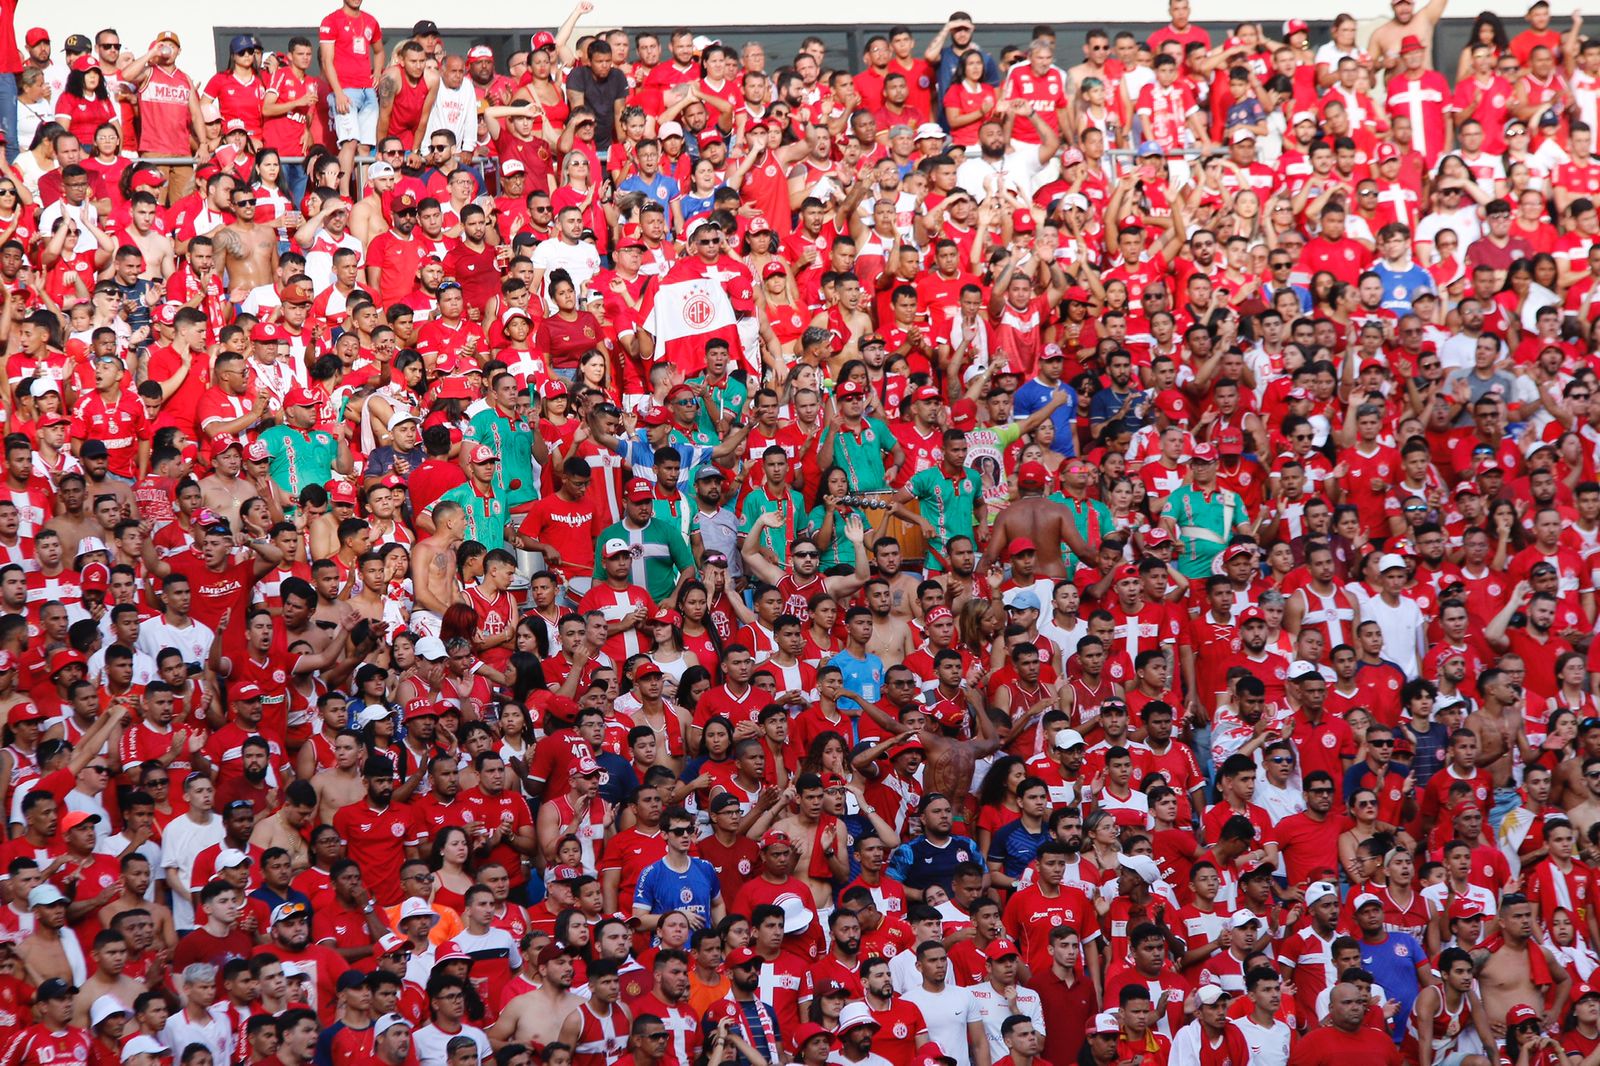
[571,1001,628,1066]
[1298,584,1355,649]
[388,72,431,150]
[138,68,195,155]
[548,792,609,873]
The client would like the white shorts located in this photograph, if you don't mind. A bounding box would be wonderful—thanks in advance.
[333,88,379,146]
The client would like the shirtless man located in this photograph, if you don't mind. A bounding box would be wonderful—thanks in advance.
[410,499,465,639]
[488,945,584,1049]
[348,162,399,247]
[863,579,915,666]
[215,189,280,299]
[1473,893,1570,1036]
[80,444,138,519]
[978,463,1095,578]
[1466,668,1534,803]
[198,438,260,532]
[311,732,367,824]
[73,930,143,1024]
[809,273,874,365]
[869,539,921,619]
[16,884,76,984]
[767,775,850,909]
[1369,0,1451,73]
[98,866,178,951]
[1565,756,1600,850]
[247,779,316,872]
[43,473,101,560]
[125,195,176,280]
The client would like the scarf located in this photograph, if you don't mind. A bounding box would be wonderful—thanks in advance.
[809,813,841,881]
[1477,931,1555,988]
[1543,931,1599,981]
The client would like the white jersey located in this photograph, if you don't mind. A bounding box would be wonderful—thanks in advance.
[1232,1016,1292,1066]
[904,983,980,1066]
[967,981,1045,1059]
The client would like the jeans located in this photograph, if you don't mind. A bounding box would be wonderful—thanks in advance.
[0,74,18,163]
[281,162,308,205]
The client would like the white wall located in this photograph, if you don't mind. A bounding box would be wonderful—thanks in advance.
[32,2,1547,89]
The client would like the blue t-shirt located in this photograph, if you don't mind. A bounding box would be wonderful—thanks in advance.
[828,649,885,712]
[1358,931,1426,1043]
[633,855,722,924]
[677,190,719,223]
[1371,262,1435,313]
[988,819,1051,878]
[887,834,987,893]
[1012,378,1081,456]
[618,173,680,209]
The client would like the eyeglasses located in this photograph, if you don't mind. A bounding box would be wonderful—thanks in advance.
[100,43,120,51]
[665,826,694,835]
[1369,738,1394,747]
[1268,756,1293,764]
[429,143,450,152]
[1353,799,1377,807]
[793,550,818,558]
[87,765,110,774]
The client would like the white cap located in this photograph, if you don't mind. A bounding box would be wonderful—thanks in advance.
[27,884,67,907]
[684,215,720,240]
[90,994,130,1027]
[413,636,448,660]
[838,1002,879,1033]
[602,537,631,559]
[914,122,945,141]
[1063,192,1090,211]
[30,378,59,397]
[1305,881,1338,906]
[281,961,306,978]
[1196,986,1230,1006]
[1230,911,1263,929]
[373,1013,410,1037]
[1230,128,1257,144]
[398,896,441,927]
[121,1037,167,1063]
[216,848,250,869]
[691,35,719,52]
[1286,660,1321,682]
[1053,729,1087,751]
[356,705,394,727]
[658,121,684,139]
[1351,892,1384,911]
[386,410,421,431]
[74,536,108,558]
[1291,110,1318,126]
[1378,553,1408,572]
[1116,854,1160,885]
[500,159,526,175]
[368,161,396,179]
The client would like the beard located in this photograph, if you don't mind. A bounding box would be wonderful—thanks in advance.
[243,765,269,783]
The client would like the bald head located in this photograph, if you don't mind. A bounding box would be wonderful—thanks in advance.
[1328,982,1366,1031]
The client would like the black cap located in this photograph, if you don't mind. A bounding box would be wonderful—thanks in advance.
[62,34,90,54]
[710,792,743,813]
[79,439,108,459]
[36,978,75,1000]
[336,970,368,991]
[413,20,440,37]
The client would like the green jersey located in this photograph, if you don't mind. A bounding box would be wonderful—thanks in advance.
[689,373,748,442]
[906,465,983,570]
[592,518,695,601]
[806,505,860,570]
[432,481,509,551]
[824,417,896,492]
[1161,484,1246,578]
[466,407,536,508]
[259,424,339,495]
[739,484,807,566]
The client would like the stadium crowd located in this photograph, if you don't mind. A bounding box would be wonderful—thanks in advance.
[1,1,1600,1066]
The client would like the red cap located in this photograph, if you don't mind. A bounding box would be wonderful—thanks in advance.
[233,683,263,701]
[245,441,269,463]
[250,321,282,342]
[625,478,654,502]
[1012,209,1036,233]
[1190,442,1219,463]
[1016,461,1049,488]
[1214,427,1244,455]
[762,261,787,279]
[39,413,70,429]
[69,54,95,72]
[911,385,941,402]
[982,938,1021,961]
[530,31,556,50]
[836,379,866,399]
[758,830,793,851]
[24,28,46,46]
[467,444,497,464]
[1400,34,1425,53]
[1448,897,1485,921]
[925,606,954,624]
[1374,142,1400,163]
[1113,563,1141,582]
[722,946,759,972]
[404,698,442,722]
[327,480,358,504]
[48,649,87,674]
[79,563,108,592]
[284,386,319,409]
[1237,606,1267,625]
[1507,1004,1541,1028]
[1144,527,1173,546]
[1005,537,1037,555]
[950,398,978,431]
[1224,543,1256,563]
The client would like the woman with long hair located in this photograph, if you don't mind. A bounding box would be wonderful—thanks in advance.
[943,49,997,147]
[549,148,613,256]
[1455,11,1510,81]
[252,148,297,248]
[1079,810,1122,887]
[201,36,265,137]
[55,64,117,144]
[427,825,475,912]
[647,608,703,693]
[15,69,51,153]
[673,582,723,668]
[81,122,128,208]
[1337,789,1385,886]
[973,755,1026,856]
[533,270,605,378]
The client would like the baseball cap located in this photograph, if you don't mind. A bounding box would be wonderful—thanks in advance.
[1054,729,1087,750]
[1305,881,1338,906]
[412,636,448,661]
[59,811,101,832]
[1088,1013,1122,1036]
[367,161,395,179]
[1016,461,1049,488]
[271,902,310,924]
[1196,986,1230,1006]
[759,830,793,851]
[1117,854,1160,884]
[914,122,945,141]
[373,1014,410,1037]
[1001,588,1041,612]
[24,28,46,47]
[1507,1004,1541,1028]
[466,45,494,61]
[121,1037,166,1062]
[27,885,66,907]
[1448,897,1485,921]
[1190,442,1219,463]
[722,946,759,972]
[602,538,632,560]
[1214,427,1244,454]
[1351,892,1384,911]
[1378,553,1408,572]
[466,443,497,465]
[284,386,320,409]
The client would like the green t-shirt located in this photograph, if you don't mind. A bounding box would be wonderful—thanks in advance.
[907,465,983,570]
[432,481,509,551]
[689,373,749,441]
[739,484,807,566]
[591,518,696,601]
[259,424,339,495]
[824,417,896,492]
[1161,485,1246,578]
[806,504,860,570]
[964,423,1024,526]
[466,407,536,508]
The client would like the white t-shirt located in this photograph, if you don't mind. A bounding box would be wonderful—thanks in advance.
[530,237,602,311]
[137,616,215,667]
[426,80,479,154]
[159,813,225,929]
[1234,1014,1293,1066]
[904,983,980,1066]
[411,1023,490,1066]
[967,981,1045,1059]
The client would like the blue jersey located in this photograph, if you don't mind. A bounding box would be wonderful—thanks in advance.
[1371,262,1435,313]
[828,650,884,711]
[633,856,722,924]
[1013,378,1081,456]
[987,819,1051,879]
[1358,931,1426,1043]
[886,834,987,893]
